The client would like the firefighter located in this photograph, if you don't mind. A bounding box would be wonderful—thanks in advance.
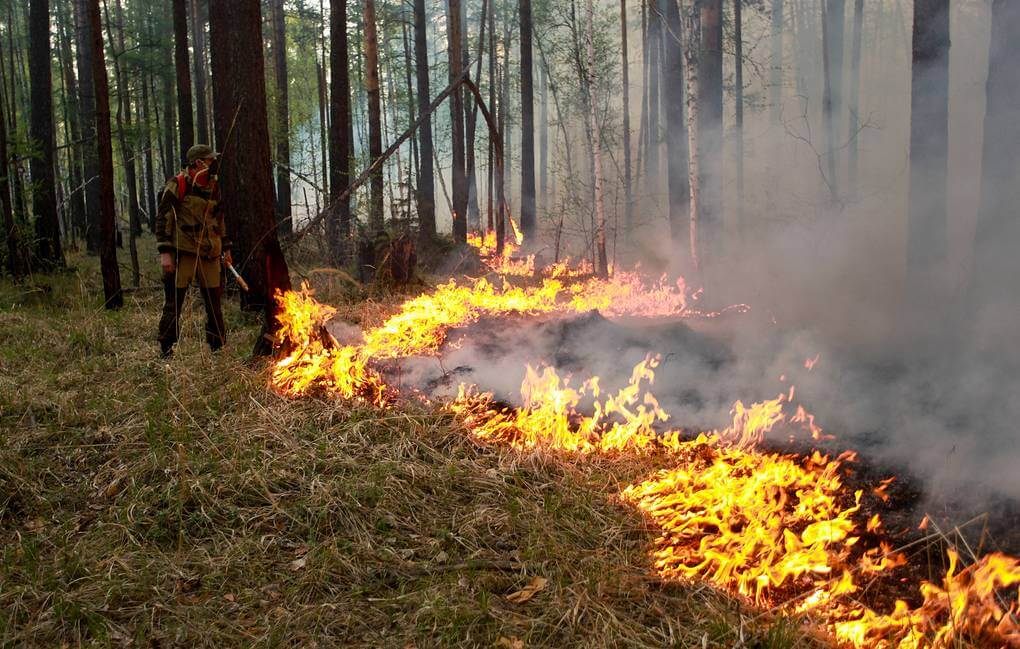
[155,144,230,358]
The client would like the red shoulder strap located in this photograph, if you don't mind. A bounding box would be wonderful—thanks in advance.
[176,172,188,200]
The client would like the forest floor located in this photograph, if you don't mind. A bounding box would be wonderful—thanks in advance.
[0,236,830,648]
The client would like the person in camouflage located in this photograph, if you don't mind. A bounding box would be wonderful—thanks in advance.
[155,144,230,358]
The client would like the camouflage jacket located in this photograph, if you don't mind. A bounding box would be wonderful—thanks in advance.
[155,173,230,259]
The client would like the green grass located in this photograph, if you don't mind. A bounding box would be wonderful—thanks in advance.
[0,237,831,648]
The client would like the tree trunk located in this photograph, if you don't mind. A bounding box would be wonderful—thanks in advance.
[328,0,353,263]
[56,0,87,246]
[319,0,329,198]
[1,70,24,278]
[972,0,1020,316]
[539,62,548,224]
[905,0,949,306]
[160,3,177,178]
[734,0,744,237]
[363,0,384,232]
[105,0,141,285]
[586,0,607,278]
[191,0,210,144]
[141,71,157,232]
[448,0,467,243]
[822,0,843,200]
[86,0,122,307]
[661,0,689,254]
[29,0,64,267]
[463,0,487,233]
[414,0,435,243]
[619,0,632,232]
[519,0,536,244]
[846,0,864,197]
[698,0,723,268]
[209,0,292,355]
[770,0,783,124]
[73,0,102,254]
[487,0,496,232]
[684,4,701,271]
[173,0,194,163]
[270,0,292,234]
[645,0,661,184]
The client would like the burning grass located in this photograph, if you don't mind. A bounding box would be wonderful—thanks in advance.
[267,250,1020,648]
[0,245,819,647]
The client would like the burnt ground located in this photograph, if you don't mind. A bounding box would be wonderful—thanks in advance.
[381,308,1020,613]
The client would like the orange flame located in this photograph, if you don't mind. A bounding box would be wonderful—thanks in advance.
[270,264,1020,648]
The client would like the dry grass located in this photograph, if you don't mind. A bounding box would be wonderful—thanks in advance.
[0,239,830,648]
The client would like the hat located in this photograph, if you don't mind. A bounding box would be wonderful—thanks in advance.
[186,144,220,164]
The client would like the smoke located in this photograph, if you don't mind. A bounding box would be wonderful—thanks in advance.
[426,2,1020,510]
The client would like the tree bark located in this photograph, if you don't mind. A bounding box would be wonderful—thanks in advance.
[29,0,64,267]
[487,0,496,232]
[105,0,141,285]
[846,0,864,197]
[86,0,122,307]
[518,0,536,244]
[661,0,689,253]
[56,0,87,245]
[328,0,353,263]
[413,0,435,243]
[620,0,632,232]
[769,0,783,124]
[684,4,701,271]
[270,0,292,234]
[173,0,194,163]
[1,68,24,278]
[822,0,843,199]
[209,0,292,355]
[464,0,487,232]
[973,0,1020,315]
[363,0,384,232]
[141,69,157,232]
[905,0,949,302]
[73,0,102,253]
[191,0,210,144]
[586,0,607,278]
[646,0,662,183]
[734,0,744,237]
[160,3,177,178]
[448,0,467,243]
[698,0,723,267]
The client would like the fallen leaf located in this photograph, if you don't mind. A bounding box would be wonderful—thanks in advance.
[290,557,307,571]
[506,576,548,604]
[223,593,235,602]
[497,637,524,649]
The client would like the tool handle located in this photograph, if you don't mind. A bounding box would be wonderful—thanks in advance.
[226,262,250,292]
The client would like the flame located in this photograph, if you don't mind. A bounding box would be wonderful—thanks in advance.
[270,263,1020,648]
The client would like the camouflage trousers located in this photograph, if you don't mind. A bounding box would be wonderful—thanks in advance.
[157,253,226,353]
